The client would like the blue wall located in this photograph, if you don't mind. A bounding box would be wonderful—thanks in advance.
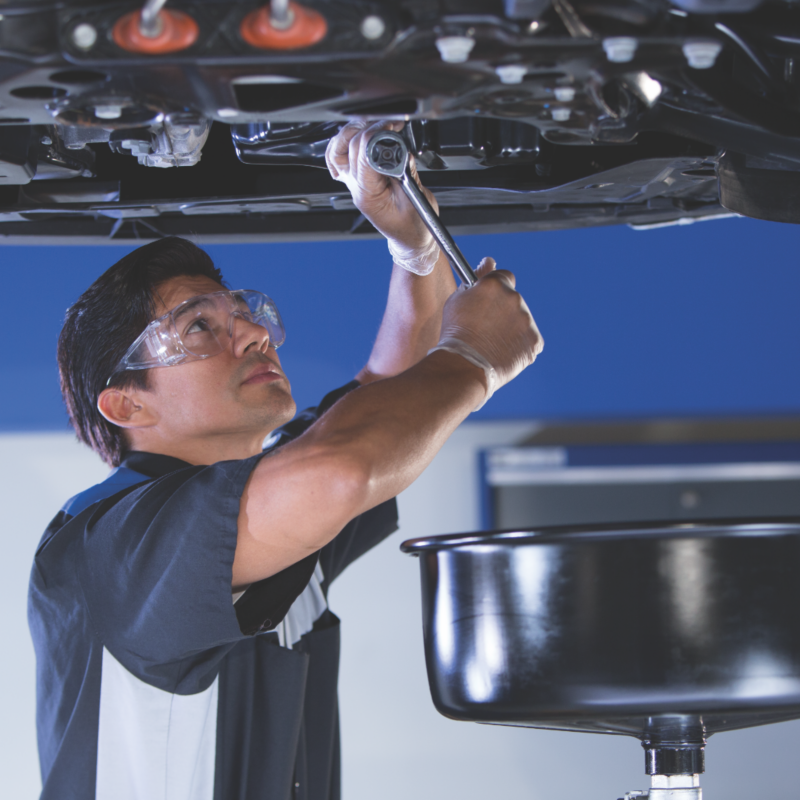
[3,216,799,432]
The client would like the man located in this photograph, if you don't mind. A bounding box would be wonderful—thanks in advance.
[28,121,543,800]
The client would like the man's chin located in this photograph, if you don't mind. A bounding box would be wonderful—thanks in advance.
[235,376,296,432]
[260,382,296,426]
[275,398,297,426]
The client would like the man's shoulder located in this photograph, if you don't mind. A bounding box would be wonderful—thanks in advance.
[32,466,153,573]
[61,466,153,518]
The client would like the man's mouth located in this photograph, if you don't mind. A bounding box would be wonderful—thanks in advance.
[242,363,283,386]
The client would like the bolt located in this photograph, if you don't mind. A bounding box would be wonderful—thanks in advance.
[683,41,722,69]
[554,86,576,102]
[436,36,475,64]
[71,22,98,51]
[552,107,571,122]
[40,135,52,146]
[496,65,527,84]
[139,15,164,38]
[603,37,637,64]
[360,15,385,40]
[94,105,123,120]
[269,0,294,30]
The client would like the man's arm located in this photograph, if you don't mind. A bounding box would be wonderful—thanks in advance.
[325,120,460,384]
[234,348,483,587]
[233,264,542,588]
[356,250,459,383]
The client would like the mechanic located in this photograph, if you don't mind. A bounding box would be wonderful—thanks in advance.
[28,121,543,800]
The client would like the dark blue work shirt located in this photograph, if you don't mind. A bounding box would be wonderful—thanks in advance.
[28,382,398,800]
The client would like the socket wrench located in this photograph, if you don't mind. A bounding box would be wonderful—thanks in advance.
[366,129,477,287]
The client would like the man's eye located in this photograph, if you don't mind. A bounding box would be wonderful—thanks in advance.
[185,318,212,335]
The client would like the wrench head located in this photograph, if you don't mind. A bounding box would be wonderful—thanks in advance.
[366,130,408,178]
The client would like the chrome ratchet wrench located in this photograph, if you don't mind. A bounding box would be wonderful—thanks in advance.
[366,130,477,288]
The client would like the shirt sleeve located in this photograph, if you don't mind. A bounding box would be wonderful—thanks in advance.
[76,454,315,692]
[319,498,398,589]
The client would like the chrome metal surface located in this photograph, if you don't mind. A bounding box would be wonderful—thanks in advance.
[649,774,702,800]
[139,0,168,37]
[401,520,800,742]
[366,130,477,287]
[269,0,295,31]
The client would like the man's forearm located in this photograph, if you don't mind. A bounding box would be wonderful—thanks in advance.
[311,349,483,503]
[357,248,457,383]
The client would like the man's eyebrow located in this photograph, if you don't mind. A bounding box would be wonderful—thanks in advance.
[172,295,216,320]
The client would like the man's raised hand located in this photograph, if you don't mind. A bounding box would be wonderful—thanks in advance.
[325,120,441,274]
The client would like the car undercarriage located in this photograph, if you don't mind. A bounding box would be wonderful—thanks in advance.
[0,0,798,242]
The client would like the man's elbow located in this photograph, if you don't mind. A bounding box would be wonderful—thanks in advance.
[283,448,376,552]
[317,451,375,530]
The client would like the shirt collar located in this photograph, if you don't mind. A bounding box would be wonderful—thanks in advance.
[119,451,192,479]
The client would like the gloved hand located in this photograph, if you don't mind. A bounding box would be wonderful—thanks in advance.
[429,258,544,409]
[325,119,441,275]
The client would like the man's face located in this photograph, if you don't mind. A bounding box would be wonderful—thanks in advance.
[139,275,296,448]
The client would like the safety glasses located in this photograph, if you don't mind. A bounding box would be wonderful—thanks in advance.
[108,289,285,384]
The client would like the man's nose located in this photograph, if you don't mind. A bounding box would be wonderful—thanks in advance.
[230,313,270,357]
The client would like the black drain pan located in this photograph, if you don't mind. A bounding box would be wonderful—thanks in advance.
[401,519,800,756]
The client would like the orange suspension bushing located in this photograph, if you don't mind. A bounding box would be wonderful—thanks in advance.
[113,9,199,54]
[240,2,327,50]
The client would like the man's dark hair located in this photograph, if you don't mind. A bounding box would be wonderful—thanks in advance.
[58,237,224,467]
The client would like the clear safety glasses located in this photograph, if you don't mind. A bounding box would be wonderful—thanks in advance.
[108,289,285,383]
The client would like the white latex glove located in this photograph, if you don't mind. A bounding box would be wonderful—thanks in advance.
[429,258,544,409]
[326,120,441,275]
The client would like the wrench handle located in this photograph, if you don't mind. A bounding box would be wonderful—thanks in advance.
[399,176,477,288]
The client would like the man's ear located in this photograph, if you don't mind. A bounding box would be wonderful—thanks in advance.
[97,386,157,429]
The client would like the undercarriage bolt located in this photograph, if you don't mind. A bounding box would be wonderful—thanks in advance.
[71,22,98,50]
[95,105,123,120]
[269,0,294,30]
[603,36,637,63]
[552,107,571,122]
[554,86,576,102]
[360,15,385,40]
[436,36,475,63]
[496,65,527,84]
[139,0,168,37]
[683,41,722,69]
